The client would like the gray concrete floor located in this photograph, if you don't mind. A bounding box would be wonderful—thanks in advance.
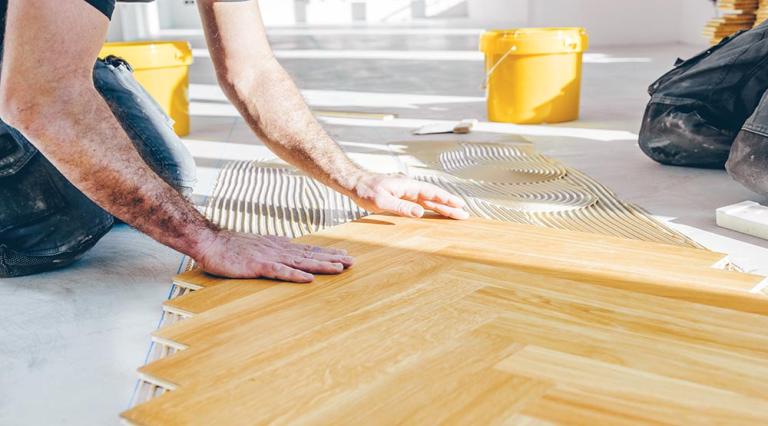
[2,28,768,425]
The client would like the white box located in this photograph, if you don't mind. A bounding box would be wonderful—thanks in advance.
[716,201,768,241]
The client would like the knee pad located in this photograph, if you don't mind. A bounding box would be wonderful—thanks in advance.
[727,92,768,196]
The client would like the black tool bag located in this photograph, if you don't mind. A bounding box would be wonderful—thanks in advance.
[639,21,768,169]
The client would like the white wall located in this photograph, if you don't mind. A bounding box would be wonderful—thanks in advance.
[469,0,715,47]
[467,0,528,27]
[111,0,721,47]
[106,11,125,42]
[527,0,682,46]
[679,0,718,47]
[157,0,200,28]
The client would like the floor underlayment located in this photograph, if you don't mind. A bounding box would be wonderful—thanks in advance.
[129,139,727,407]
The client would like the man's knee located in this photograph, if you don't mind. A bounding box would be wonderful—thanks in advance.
[93,59,197,198]
[726,130,768,196]
[167,150,197,199]
[638,103,735,169]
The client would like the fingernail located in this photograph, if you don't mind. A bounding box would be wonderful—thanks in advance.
[412,206,424,217]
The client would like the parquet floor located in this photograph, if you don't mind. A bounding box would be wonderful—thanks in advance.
[123,215,768,425]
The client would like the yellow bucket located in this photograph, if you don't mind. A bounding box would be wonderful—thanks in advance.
[99,41,194,136]
[480,28,588,124]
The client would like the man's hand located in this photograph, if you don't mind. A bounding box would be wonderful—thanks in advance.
[198,230,354,283]
[352,172,470,220]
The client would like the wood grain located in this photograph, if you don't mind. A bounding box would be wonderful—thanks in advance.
[123,215,768,425]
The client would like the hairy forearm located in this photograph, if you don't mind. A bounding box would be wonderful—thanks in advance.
[198,0,366,196]
[12,84,217,258]
[224,64,366,195]
[194,0,466,223]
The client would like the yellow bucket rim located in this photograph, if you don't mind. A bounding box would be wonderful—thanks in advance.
[99,41,194,69]
[480,27,588,55]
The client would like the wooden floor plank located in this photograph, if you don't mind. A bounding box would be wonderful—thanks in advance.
[141,266,485,389]
[520,387,668,426]
[289,332,546,426]
[162,281,272,317]
[463,282,768,360]
[496,346,768,424]
[478,312,768,398]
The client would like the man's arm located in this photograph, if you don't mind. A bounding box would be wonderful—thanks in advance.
[197,0,469,220]
[0,0,351,282]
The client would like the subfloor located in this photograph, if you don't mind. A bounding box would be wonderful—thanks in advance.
[2,27,768,425]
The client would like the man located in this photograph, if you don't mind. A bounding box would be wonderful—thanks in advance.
[639,22,768,196]
[0,0,468,280]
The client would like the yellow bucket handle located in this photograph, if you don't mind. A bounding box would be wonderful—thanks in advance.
[485,45,518,85]
[482,33,582,90]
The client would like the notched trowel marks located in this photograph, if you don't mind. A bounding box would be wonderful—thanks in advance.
[392,141,597,213]
[439,143,568,185]
[201,141,698,249]
[391,141,569,187]
[391,141,698,247]
[203,161,366,239]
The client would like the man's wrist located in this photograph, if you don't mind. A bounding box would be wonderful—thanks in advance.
[343,167,369,193]
[187,221,222,262]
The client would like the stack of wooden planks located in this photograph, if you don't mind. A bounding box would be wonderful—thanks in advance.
[756,0,768,26]
[704,0,759,44]
[122,214,768,425]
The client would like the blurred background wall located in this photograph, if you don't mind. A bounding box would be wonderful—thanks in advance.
[108,0,718,47]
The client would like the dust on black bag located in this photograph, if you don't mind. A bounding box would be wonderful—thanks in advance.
[639,21,768,169]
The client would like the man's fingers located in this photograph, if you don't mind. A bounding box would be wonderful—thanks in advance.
[287,242,348,256]
[375,194,424,218]
[285,250,354,268]
[422,200,470,220]
[397,181,469,219]
[403,181,466,208]
[258,262,314,283]
[429,188,466,208]
[281,255,345,274]
[260,235,352,266]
